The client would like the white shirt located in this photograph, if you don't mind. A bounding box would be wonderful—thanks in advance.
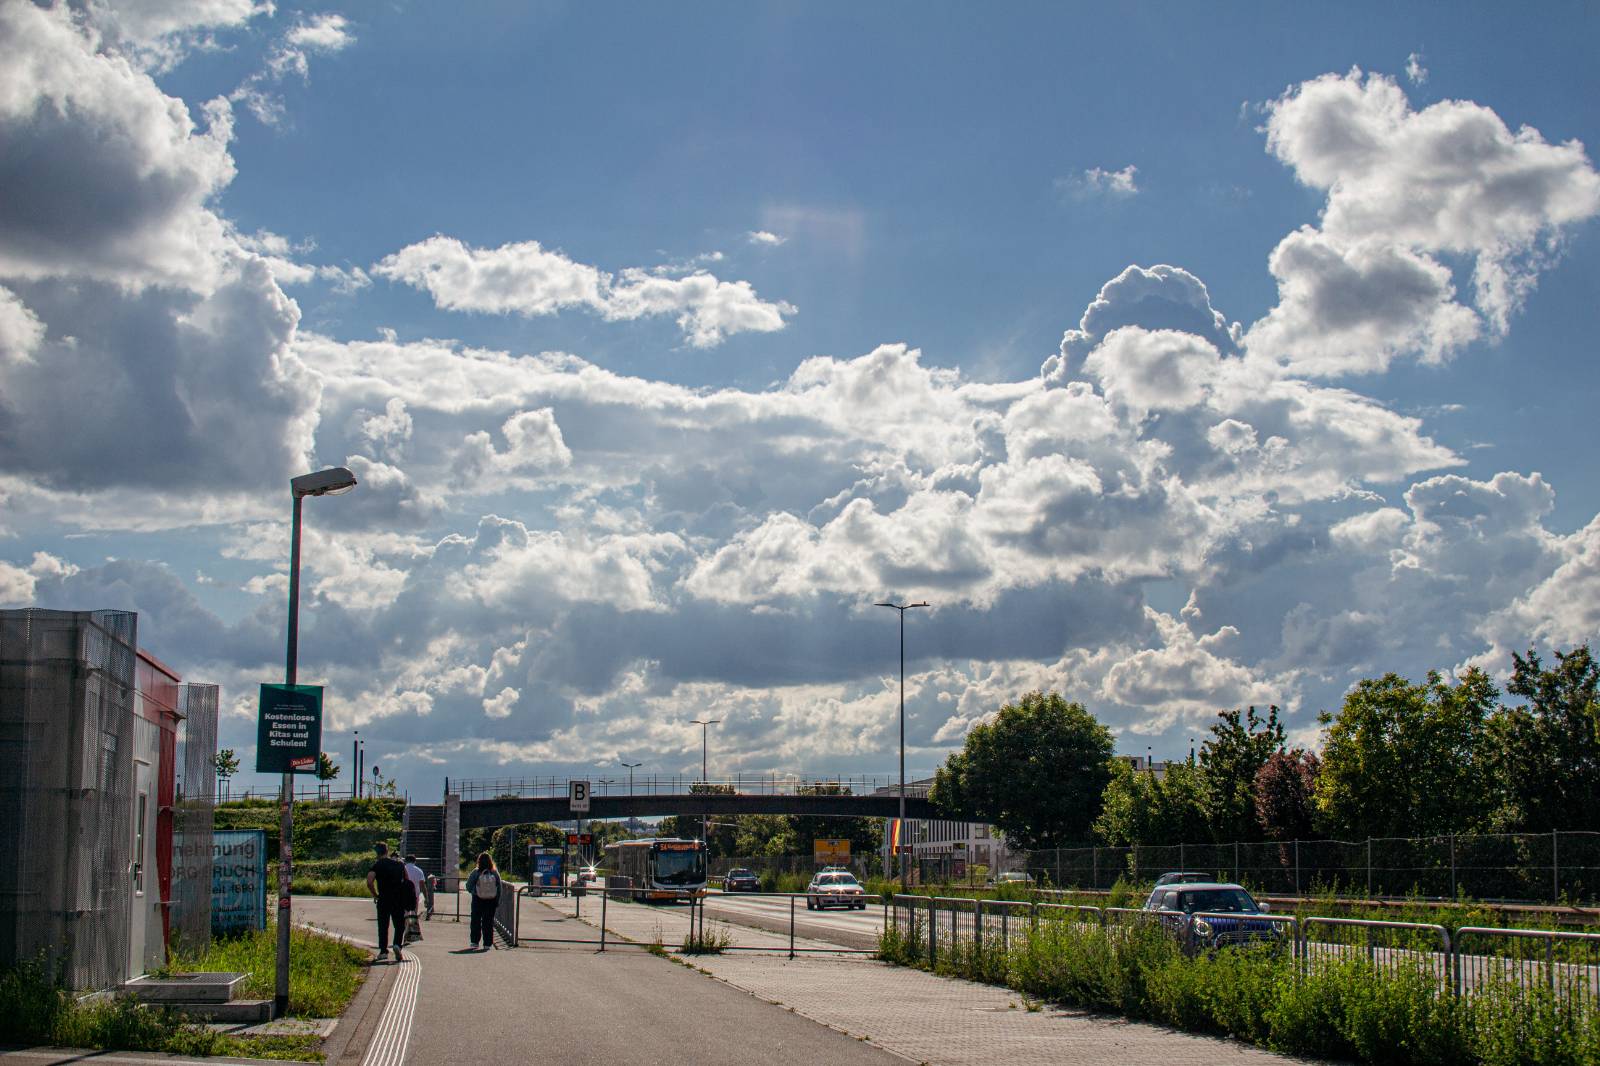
[404,862,426,899]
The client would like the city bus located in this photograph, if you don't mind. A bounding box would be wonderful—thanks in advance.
[603,838,707,902]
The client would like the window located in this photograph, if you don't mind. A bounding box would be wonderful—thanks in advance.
[133,793,147,895]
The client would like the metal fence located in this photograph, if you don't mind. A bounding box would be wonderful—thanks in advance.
[1026,832,1600,903]
[170,683,218,949]
[889,894,1599,1010]
[709,854,876,880]
[0,609,138,991]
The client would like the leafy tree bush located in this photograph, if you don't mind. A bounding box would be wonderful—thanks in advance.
[930,691,1113,849]
[1314,669,1498,838]
[1198,705,1286,843]
[1254,748,1319,841]
[1093,759,1209,846]
[1485,645,1600,832]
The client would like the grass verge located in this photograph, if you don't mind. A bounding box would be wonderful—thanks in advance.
[164,922,366,1018]
[0,961,323,1061]
[878,911,1600,1066]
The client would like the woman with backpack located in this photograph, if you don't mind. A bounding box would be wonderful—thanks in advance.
[464,851,501,950]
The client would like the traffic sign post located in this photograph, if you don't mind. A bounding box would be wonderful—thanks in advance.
[569,780,591,813]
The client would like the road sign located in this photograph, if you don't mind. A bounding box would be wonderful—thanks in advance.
[566,833,593,846]
[569,779,591,813]
[255,684,323,774]
[814,837,851,865]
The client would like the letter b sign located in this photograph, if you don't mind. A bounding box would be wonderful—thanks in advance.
[569,779,591,813]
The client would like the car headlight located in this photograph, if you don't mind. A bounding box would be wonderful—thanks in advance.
[1193,918,1212,937]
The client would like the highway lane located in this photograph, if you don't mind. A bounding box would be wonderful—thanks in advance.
[699,891,885,950]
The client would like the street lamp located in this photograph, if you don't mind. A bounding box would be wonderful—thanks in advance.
[875,599,929,892]
[689,719,721,845]
[620,760,642,795]
[277,466,357,1019]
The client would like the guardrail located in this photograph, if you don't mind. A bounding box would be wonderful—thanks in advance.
[1453,925,1600,1003]
[895,895,1597,1005]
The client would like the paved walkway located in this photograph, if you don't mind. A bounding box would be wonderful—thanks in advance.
[295,894,901,1066]
[543,892,1328,1066]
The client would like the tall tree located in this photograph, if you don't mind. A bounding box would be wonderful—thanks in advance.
[1094,759,1211,847]
[1314,669,1497,838]
[1253,749,1320,842]
[930,691,1114,850]
[1199,705,1286,842]
[783,782,882,861]
[1485,645,1600,832]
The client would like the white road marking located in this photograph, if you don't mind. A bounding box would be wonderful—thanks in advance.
[361,953,419,1066]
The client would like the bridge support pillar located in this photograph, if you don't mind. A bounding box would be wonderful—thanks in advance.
[443,792,460,892]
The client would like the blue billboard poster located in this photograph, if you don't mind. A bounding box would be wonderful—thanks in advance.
[533,852,564,892]
[212,829,268,933]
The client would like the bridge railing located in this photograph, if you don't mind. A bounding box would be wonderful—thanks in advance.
[452,773,929,799]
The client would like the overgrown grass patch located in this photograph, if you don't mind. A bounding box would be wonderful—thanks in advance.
[878,908,1600,1066]
[0,961,323,1061]
[164,922,365,1018]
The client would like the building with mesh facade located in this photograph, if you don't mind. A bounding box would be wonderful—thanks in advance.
[0,609,219,990]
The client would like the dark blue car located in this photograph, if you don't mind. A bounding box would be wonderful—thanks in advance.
[1143,882,1283,951]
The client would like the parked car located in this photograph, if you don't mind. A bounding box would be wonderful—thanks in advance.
[1142,881,1281,951]
[1142,871,1214,908]
[806,870,867,910]
[989,871,1034,887]
[722,868,761,892]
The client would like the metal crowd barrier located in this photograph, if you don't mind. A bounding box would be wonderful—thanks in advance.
[1453,925,1600,1005]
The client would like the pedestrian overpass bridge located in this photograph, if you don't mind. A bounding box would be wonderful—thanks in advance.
[449,773,945,829]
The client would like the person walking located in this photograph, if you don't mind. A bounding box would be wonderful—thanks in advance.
[365,842,409,962]
[403,854,427,943]
[464,851,501,951]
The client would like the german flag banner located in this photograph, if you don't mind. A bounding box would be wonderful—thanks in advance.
[889,818,902,852]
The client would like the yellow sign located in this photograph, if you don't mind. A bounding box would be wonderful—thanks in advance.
[813,838,851,865]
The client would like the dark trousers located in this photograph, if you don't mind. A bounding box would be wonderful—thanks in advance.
[470,894,499,947]
[376,896,407,952]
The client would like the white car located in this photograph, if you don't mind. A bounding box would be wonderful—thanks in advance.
[806,871,867,910]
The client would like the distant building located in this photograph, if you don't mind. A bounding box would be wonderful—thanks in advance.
[0,609,218,991]
[875,778,1024,879]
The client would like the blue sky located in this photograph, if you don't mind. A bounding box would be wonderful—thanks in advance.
[2,1,1598,799]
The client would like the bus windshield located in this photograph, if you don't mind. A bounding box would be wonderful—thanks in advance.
[653,847,705,885]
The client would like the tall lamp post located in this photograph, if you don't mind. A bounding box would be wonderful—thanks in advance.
[620,760,642,795]
[875,599,929,891]
[278,466,357,1019]
[351,731,359,800]
[689,719,720,845]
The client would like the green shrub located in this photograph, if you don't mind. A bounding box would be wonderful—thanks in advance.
[878,901,1600,1066]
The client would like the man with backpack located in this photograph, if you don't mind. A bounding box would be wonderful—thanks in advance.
[463,851,501,950]
[402,854,427,943]
[365,842,410,962]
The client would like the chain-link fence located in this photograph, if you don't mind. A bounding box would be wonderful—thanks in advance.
[0,609,139,991]
[709,854,876,881]
[1027,831,1600,903]
[170,683,218,949]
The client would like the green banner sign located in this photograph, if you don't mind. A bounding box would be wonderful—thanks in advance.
[256,683,323,774]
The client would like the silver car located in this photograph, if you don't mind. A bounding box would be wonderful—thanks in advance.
[806,871,867,910]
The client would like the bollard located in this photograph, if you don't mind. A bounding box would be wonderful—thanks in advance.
[789,894,796,960]
[599,887,608,952]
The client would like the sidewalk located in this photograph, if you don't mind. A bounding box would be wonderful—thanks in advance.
[295,894,902,1066]
[542,894,1327,1066]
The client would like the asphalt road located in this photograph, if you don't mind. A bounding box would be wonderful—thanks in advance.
[296,895,903,1066]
